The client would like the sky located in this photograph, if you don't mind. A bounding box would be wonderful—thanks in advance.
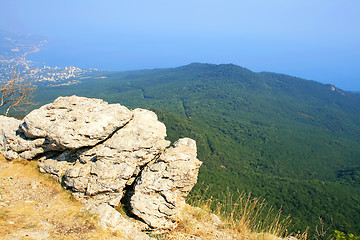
[1,0,360,91]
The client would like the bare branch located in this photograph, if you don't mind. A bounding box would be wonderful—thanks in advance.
[0,69,37,116]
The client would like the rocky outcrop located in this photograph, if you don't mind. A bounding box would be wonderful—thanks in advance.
[0,115,50,160]
[0,115,22,159]
[130,138,202,230]
[0,96,202,233]
[21,96,133,149]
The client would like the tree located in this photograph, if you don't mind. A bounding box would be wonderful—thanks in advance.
[0,71,36,116]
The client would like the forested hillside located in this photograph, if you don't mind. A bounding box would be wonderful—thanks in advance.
[30,63,360,237]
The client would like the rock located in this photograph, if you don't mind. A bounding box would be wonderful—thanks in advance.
[1,96,202,232]
[21,95,133,149]
[0,116,46,160]
[94,203,154,240]
[61,108,170,207]
[0,116,21,147]
[2,96,134,160]
[102,108,170,166]
[38,150,76,182]
[130,138,202,230]
[74,108,170,168]
[2,129,61,160]
[38,158,68,181]
[2,149,19,160]
[0,115,21,158]
[63,160,127,207]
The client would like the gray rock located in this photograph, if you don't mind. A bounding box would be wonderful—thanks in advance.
[1,96,202,232]
[0,115,21,158]
[5,133,61,160]
[0,116,45,160]
[61,108,170,207]
[0,116,20,146]
[130,138,202,230]
[38,158,68,181]
[63,160,128,207]
[37,150,77,182]
[77,108,170,165]
[94,203,154,240]
[21,95,133,149]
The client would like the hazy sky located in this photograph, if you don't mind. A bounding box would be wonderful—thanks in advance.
[1,0,360,91]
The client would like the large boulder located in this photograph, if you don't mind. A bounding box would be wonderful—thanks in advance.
[0,96,202,232]
[61,108,170,207]
[21,95,133,149]
[130,138,202,230]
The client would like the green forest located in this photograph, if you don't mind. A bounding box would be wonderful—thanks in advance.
[23,63,360,238]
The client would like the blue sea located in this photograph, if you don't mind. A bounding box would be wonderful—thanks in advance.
[26,35,190,72]
[28,39,117,70]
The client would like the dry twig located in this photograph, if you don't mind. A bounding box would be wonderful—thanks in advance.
[0,70,36,116]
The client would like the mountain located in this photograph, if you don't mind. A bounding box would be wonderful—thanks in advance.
[30,63,360,237]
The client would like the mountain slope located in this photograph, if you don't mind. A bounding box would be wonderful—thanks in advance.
[31,63,360,236]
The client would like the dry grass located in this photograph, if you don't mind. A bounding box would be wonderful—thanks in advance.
[0,155,123,239]
[219,192,290,237]
[180,188,308,240]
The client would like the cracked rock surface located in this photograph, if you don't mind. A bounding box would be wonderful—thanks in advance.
[0,96,202,232]
[130,138,202,230]
[21,95,133,149]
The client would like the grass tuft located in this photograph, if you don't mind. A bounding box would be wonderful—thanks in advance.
[187,187,308,239]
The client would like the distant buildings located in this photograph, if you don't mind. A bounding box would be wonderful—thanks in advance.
[0,31,98,86]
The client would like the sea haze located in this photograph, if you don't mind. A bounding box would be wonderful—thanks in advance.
[27,33,195,71]
[2,1,360,91]
[28,37,113,70]
[27,34,360,92]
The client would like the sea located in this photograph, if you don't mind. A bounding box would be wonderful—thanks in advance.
[28,39,117,70]
[26,36,188,72]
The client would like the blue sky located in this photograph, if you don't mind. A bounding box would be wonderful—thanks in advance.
[1,0,360,91]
